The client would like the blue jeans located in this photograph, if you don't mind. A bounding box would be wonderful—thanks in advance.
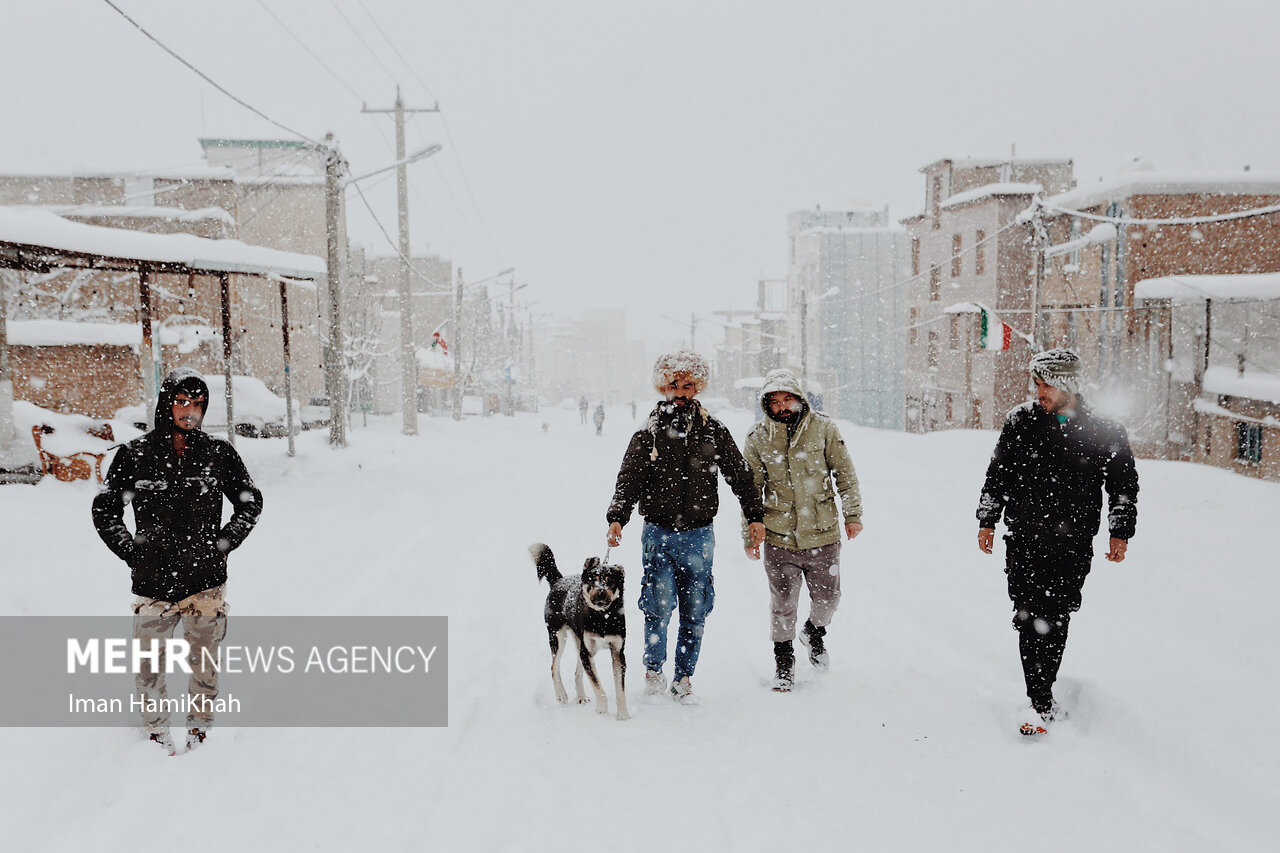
[639,523,716,682]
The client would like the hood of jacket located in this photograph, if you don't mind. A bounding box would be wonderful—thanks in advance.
[759,368,809,426]
[155,367,210,434]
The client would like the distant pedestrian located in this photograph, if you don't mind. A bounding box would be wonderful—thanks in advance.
[92,368,263,754]
[593,403,606,436]
[606,351,765,704]
[579,395,589,425]
[742,369,862,691]
[630,400,637,419]
[977,349,1138,736]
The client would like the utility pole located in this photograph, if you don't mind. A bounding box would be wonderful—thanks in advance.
[690,313,697,350]
[453,267,464,421]
[363,88,440,436]
[323,134,348,447]
[1030,200,1048,353]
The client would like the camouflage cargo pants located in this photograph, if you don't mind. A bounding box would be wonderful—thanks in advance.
[132,585,228,733]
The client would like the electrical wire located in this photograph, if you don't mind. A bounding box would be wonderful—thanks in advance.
[100,0,322,147]
[255,0,368,104]
[326,0,400,86]
[349,180,451,290]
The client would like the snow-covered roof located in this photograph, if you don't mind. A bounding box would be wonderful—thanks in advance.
[0,207,324,280]
[56,205,236,225]
[416,346,451,370]
[919,157,1070,172]
[1202,366,1280,405]
[1133,273,1280,302]
[796,225,905,236]
[6,320,220,350]
[943,302,981,314]
[1047,171,1280,212]
[940,182,1042,210]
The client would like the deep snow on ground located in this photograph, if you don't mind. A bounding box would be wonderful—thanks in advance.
[1,402,1276,852]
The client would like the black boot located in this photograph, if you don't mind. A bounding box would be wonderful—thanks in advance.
[800,620,829,668]
[772,641,795,692]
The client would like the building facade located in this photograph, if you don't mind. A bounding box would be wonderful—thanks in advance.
[901,157,1074,432]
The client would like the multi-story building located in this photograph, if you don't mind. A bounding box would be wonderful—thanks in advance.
[1039,167,1280,459]
[901,157,1074,432]
[787,207,906,427]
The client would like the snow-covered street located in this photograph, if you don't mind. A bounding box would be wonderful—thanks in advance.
[2,403,1276,852]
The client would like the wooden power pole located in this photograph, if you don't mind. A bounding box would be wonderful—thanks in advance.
[363,88,440,436]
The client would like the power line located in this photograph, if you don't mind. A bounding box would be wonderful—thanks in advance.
[349,181,451,291]
[326,0,400,86]
[1038,196,1280,226]
[255,0,367,104]
[100,0,321,147]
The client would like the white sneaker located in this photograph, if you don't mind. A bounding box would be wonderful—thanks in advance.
[670,676,699,705]
[644,670,667,697]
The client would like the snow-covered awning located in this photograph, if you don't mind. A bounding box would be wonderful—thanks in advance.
[1133,273,1280,302]
[0,207,324,280]
[1202,366,1280,404]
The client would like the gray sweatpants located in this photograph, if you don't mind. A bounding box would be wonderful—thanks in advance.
[132,585,228,733]
[763,542,841,643]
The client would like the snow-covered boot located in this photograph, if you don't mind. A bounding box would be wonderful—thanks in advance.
[185,727,208,752]
[772,641,795,692]
[799,620,829,669]
[148,730,177,756]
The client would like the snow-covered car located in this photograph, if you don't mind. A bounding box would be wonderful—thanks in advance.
[201,374,296,438]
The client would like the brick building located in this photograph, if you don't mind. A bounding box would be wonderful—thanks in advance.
[1038,169,1280,458]
[901,157,1074,432]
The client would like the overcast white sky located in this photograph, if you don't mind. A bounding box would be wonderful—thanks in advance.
[3,0,1277,349]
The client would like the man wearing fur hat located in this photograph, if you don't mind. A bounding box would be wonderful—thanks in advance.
[976,348,1138,735]
[92,368,263,754]
[742,368,862,692]
[606,351,766,704]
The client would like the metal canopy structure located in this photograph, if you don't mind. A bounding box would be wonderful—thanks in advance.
[0,207,325,456]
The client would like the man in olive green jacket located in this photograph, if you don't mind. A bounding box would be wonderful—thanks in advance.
[742,369,863,691]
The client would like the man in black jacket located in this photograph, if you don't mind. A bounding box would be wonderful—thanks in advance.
[92,368,263,753]
[977,349,1138,734]
[607,351,765,703]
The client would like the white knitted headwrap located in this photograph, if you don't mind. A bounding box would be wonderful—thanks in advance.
[1029,348,1082,395]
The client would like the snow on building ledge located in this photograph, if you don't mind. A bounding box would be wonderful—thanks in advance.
[939,182,1042,210]
[1134,273,1280,302]
[1047,171,1280,212]
[6,320,220,351]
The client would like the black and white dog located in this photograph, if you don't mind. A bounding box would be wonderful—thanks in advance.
[529,543,629,721]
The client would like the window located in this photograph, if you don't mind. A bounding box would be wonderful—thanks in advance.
[949,314,960,350]
[911,238,920,276]
[1236,423,1263,464]
[909,307,920,345]
[974,229,986,275]
[927,331,939,368]
[929,267,941,302]
[931,176,942,228]
[951,234,962,277]
[945,393,954,422]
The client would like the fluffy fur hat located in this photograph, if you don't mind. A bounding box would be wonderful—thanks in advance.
[1029,348,1082,395]
[651,350,709,394]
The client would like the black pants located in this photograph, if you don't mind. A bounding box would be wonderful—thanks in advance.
[1005,539,1091,710]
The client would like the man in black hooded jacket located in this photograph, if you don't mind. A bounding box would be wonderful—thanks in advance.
[92,368,263,753]
[977,349,1137,735]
